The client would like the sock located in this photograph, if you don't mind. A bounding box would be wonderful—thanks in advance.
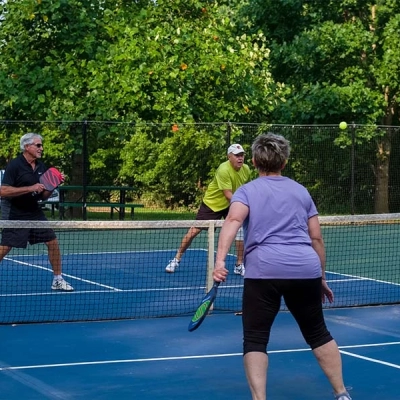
[53,274,62,281]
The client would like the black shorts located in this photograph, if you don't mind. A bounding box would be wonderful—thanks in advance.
[1,228,57,248]
[242,278,333,353]
[195,202,229,220]
[1,213,57,249]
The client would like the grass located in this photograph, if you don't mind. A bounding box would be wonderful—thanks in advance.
[43,206,196,221]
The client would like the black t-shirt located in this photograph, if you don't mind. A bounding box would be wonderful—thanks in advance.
[1,154,47,219]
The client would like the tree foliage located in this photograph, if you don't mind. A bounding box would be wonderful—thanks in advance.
[240,1,400,212]
[0,0,279,123]
[0,0,280,207]
[1,1,400,212]
[242,1,400,125]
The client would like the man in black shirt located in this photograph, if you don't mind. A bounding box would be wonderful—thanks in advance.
[0,132,73,291]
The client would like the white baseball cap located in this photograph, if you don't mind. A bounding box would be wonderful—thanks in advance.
[227,144,245,155]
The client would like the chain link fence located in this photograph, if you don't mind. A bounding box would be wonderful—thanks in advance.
[0,121,399,216]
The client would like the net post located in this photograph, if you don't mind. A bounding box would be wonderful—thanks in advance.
[206,220,216,293]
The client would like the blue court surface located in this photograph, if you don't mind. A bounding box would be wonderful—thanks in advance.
[1,246,399,324]
[0,222,400,399]
[0,305,399,399]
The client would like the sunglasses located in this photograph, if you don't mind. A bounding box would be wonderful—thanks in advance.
[30,143,43,148]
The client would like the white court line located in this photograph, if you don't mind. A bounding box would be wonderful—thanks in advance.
[4,258,121,291]
[9,251,399,287]
[327,271,400,286]
[1,341,399,372]
[4,252,399,298]
[8,253,398,287]
[0,285,245,297]
[0,286,207,297]
[339,350,400,369]
[328,278,372,282]
[3,248,208,294]
[9,248,207,257]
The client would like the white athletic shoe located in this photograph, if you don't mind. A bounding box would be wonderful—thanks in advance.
[51,278,74,291]
[234,263,245,276]
[165,258,180,273]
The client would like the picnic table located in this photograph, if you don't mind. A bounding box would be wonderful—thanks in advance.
[57,185,144,220]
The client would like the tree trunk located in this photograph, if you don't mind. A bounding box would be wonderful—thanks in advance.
[374,134,391,213]
[68,152,84,219]
[374,94,394,214]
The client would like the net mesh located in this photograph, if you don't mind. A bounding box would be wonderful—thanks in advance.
[1,215,400,324]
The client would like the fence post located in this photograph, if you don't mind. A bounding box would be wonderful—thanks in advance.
[226,121,232,147]
[350,122,356,215]
[82,120,88,220]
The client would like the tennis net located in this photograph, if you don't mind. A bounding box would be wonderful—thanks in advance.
[0,214,399,324]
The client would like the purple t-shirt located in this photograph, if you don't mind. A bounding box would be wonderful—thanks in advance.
[231,176,321,279]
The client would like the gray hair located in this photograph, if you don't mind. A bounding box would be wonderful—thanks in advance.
[20,133,43,151]
[251,133,291,173]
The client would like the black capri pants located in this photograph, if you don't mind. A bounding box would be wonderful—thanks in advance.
[242,278,333,355]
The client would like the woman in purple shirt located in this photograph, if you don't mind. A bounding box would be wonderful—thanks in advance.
[213,133,351,400]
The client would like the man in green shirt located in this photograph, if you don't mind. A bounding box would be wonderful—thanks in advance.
[165,144,251,275]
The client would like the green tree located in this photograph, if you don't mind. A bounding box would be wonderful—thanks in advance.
[243,1,400,212]
[0,0,280,208]
[0,0,278,122]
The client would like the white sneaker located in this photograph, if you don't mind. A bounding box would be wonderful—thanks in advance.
[335,393,352,400]
[165,258,180,273]
[234,263,245,276]
[51,278,74,291]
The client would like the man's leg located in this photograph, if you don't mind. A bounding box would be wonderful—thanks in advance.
[46,238,74,291]
[234,227,245,275]
[45,238,61,275]
[0,245,12,262]
[166,227,202,272]
[166,203,228,273]
[175,226,202,261]
[235,239,244,265]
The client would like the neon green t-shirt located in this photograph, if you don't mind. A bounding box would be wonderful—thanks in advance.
[203,160,251,212]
